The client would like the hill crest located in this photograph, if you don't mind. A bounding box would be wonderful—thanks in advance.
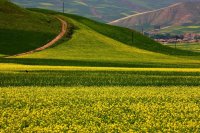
[0,0,26,14]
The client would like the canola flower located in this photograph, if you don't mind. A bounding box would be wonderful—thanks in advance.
[0,86,200,132]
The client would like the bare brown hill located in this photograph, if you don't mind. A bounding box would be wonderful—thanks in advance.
[110,2,200,30]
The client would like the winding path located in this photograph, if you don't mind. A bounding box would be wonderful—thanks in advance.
[7,18,67,57]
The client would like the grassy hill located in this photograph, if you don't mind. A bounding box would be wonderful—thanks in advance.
[0,2,200,67]
[0,8,196,69]
[0,0,60,57]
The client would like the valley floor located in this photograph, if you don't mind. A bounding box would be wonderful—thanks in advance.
[1,6,200,132]
[0,62,200,132]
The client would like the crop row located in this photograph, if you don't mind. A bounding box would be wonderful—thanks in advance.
[0,70,200,86]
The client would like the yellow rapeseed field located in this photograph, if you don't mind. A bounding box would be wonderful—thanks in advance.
[0,86,199,132]
[1,63,200,72]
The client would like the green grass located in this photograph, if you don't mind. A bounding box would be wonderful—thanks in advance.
[159,25,200,34]
[1,9,196,69]
[60,13,200,56]
[166,43,200,52]
[1,86,200,132]
[0,29,56,56]
[1,70,200,87]
[0,1,60,56]
[29,9,200,59]
[1,5,199,67]
[0,8,199,70]
[0,63,200,87]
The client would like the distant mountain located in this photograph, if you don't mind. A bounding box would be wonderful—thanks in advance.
[11,0,200,22]
[110,2,200,32]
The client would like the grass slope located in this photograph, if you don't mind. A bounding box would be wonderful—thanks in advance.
[0,0,60,56]
[3,9,197,69]
[63,13,199,56]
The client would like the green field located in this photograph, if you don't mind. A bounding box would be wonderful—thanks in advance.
[1,1,200,132]
[1,64,200,86]
[159,25,200,34]
[166,43,200,52]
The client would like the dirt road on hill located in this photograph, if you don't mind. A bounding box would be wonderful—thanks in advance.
[6,18,67,57]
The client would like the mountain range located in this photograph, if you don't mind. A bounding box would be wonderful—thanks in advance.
[110,1,200,33]
[11,0,200,22]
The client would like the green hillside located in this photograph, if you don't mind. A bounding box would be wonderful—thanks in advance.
[0,1,199,68]
[0,0,60,57]
[1,8,196,68]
